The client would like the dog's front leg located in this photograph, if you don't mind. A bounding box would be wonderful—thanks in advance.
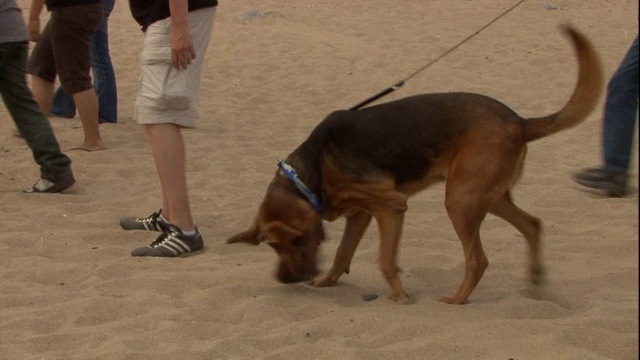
[374,204,410,304]
[309,211,372,287]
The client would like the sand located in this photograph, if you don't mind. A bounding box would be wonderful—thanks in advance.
[0,1,638,359]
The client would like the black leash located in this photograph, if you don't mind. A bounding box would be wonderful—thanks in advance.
[349,0,528,111]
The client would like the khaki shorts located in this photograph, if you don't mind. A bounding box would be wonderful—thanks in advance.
[26,4,103,94]
[134,7,216,128]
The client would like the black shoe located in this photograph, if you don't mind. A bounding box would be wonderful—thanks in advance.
[572,167,629,197]
[120,210,169,232]
[49,111,75,119]
[23,173,75,193]
[131,225,204,257]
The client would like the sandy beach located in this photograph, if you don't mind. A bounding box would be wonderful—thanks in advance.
[0,1,638,359]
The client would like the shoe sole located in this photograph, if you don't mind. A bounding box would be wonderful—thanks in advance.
[23,179,76,194]
[574,177,629,197]
[177,248,204,258]
[131,248,204,258]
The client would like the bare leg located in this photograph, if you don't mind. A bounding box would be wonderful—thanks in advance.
[30,75,54,117]
[72,88,105,151]
[145,123,195,232]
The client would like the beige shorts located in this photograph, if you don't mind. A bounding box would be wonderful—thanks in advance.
[134,7,216,128]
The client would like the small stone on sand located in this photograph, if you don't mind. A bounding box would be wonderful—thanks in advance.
[362,293,378,302]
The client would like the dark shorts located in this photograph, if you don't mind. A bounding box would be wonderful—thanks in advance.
[26,4,103,94]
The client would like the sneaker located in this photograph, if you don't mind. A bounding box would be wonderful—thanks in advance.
[572,167,629,197]
[131,225,204,257]
[49,111,75,119]
[23,173,76,194]
[119,210,169,232]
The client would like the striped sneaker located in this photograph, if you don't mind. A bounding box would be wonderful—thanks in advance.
[131,225,204,257]
[120,210,169,232]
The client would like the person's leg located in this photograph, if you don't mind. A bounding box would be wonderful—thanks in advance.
[51,5,105,151]
[602,36,639,173]
[0,42,74,192]
[49,86,76,118]
[26,19,57,117]
[30,74,55,117]
[125,7,216,257]
[573,37,639,197]
[72,88,104,150]
[146,123,194,231]
[91,0,117,123]
[149,7,215,229]
[49,0,117,122]
[33,17,75,119]
[127,121,205,257]
[128,122,203,257]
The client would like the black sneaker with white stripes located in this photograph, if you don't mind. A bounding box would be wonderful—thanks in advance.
[120,210,169,232]
[131,225,204,257]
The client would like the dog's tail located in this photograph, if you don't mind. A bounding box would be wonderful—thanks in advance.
[523,25,604,143]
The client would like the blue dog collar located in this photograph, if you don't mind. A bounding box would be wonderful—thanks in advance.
[278,160,325,214]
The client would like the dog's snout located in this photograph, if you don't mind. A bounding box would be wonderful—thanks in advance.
[277,273,301,284]
[277,266,318,284]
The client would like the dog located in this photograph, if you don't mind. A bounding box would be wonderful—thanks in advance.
[226,25,603,304]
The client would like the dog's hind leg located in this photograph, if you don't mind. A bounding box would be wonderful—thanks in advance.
[310,211,372,287]
[442,188,490,305]
[441,145,515,304]
[488,191,544,284]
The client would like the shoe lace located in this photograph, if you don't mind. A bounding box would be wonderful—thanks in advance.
[138,211,170,231]
[138,211,161,224]
[148,224,182,248]
[149,232,170,248]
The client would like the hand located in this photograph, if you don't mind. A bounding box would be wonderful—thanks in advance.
[27,19,40,42]
[170,26,196,70]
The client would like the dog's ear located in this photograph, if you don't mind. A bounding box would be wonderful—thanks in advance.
[226,224,261,246]
[263,221,303,244]
[263,222,303,252]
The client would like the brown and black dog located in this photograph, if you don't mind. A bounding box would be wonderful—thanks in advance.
[227,25,603,304]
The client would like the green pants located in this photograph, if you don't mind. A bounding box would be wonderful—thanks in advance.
[0,41,73,184]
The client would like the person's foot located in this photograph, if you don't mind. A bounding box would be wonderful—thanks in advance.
[49,111,75,119]
[572,167,629,197]
[131,225,204,257]
[23,173,76,193]
[65,141,107,152]
[120,210,169,232]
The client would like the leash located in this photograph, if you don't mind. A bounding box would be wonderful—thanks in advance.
[349,0,528,111]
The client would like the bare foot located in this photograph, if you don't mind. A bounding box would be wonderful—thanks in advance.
[388,291,411,304]
[65,142,107,152]
[438,296,467,305]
